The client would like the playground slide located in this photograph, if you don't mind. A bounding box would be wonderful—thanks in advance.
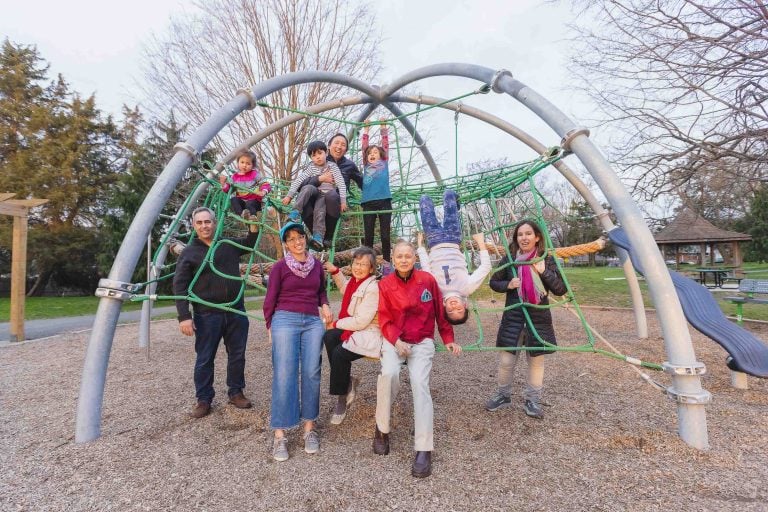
[608,227,768,378]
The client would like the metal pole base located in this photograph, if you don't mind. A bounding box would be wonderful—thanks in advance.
[730,370,749,390]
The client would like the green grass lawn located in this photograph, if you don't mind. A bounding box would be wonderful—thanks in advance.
[0,296,146,322]
[475,263,768,322]
[0,285,269,322]
[2,264,768,322]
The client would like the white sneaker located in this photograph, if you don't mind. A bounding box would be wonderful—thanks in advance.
[330,411,346,425]
[330,400,347,425]
[304,430,320,454]
[272,436,289,462]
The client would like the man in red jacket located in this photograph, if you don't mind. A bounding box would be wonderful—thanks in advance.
[375,240,462,478]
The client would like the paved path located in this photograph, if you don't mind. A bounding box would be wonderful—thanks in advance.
[0,305,178,345]
[0,297,264,345]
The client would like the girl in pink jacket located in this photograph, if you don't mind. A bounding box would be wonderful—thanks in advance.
[219,150,271,220]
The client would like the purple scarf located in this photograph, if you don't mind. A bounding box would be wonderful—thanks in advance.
[285,251,315,279]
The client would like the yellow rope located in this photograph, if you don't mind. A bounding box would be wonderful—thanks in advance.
[472,236,607,258]
[554,237,607,258]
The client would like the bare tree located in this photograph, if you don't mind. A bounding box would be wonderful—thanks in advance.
[565,0,768,218]
[141,0,382,181]
[539,176,584,246]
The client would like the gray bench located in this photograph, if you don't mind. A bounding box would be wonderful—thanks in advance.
[725,279,768,325]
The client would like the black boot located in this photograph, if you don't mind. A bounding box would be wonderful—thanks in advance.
[373,425,390,455]
[411,451,432,478]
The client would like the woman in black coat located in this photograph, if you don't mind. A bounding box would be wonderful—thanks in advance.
[484,219,567,419]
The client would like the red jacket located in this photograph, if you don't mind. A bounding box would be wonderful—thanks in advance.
[378,269,455,346]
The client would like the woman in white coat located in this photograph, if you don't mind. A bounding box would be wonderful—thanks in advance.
[322,246,382,424]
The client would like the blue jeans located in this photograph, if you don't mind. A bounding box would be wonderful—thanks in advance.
[193,304,249,403]
[419,189,461,248]
[270,311,325,429]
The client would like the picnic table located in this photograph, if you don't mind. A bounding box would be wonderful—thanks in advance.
[693,267,730,288]
[725,279,768,325]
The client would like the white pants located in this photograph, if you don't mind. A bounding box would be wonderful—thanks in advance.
[376,339,435,451]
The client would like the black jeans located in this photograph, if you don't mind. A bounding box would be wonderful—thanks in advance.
[361,198,392,262]
[230,197,262,216]
[323,328,364,395]
[192,305,249,402]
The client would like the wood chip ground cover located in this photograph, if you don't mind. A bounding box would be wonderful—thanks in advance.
[1,307,767,511]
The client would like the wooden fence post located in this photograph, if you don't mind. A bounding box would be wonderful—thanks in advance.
[0,194,49,342]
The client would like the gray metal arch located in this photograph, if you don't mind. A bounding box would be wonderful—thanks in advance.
[77,65,709,450]
[381,63,708,449]
[76,70,432,443]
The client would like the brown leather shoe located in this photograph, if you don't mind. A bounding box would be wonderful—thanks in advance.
[191,400,211,418]
[228,393,252,409]
[373,425,390,455]
[411,451,432,478]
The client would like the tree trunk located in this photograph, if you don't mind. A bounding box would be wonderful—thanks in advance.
[27,270,52,297]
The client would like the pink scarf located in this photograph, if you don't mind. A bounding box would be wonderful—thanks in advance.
[517,249,544,305]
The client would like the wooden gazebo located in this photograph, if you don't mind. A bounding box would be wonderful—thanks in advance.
[654,209,751,267]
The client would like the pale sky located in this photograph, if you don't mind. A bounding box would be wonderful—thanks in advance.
[1,0,599,184]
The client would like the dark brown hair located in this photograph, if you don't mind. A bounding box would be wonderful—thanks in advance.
[236,150,256,166]
[364,144,387,162]
[510,219,545,256]
[445,305,469,325]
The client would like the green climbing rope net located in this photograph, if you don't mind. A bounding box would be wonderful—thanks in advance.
[129,100,664,373]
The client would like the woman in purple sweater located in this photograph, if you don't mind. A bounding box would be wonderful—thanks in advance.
[264,222,333,462]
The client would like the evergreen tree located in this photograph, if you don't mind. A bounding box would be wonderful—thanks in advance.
[100,111,188,290]
[563,199,610,265]
[741,186,768,263]
[0,38,50,167]
[0,39,120,295]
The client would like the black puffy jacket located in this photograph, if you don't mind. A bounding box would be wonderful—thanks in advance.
[490,255,567,355]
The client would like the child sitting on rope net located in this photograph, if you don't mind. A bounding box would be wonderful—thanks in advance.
[219,150,271,221]
[485,218,567,419]
[361,118,394,274]
[281,140,348,250]
[417,189,492,325]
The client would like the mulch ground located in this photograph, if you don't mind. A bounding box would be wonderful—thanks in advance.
[1,305,767,511]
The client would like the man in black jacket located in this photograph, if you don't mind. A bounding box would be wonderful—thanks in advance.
[173,207,258,418]
[328,132,363,193]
